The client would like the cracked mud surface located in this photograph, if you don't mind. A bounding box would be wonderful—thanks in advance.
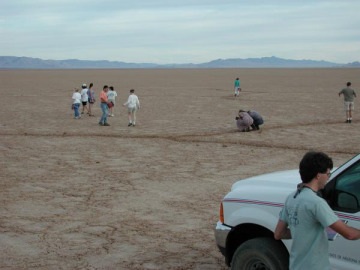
[1,69,359,269]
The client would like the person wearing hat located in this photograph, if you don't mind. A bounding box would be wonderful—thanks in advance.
[80,83,89,115]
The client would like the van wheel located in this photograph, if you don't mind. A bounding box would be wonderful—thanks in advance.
[231,237,289,270]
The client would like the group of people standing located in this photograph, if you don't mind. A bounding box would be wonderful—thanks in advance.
[71,83,97,119]
[71,83,140,127]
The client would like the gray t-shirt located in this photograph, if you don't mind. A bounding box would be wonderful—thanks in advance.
[339,87,356,102]
[280,188,339,270]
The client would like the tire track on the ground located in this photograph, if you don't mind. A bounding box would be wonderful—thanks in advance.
[0,119,357,155]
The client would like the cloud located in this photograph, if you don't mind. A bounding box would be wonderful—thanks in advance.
[1,0,359,63]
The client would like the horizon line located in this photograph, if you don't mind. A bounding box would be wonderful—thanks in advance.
[2,55,359,65]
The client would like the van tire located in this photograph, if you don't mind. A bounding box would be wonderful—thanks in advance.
[231,237,289,270]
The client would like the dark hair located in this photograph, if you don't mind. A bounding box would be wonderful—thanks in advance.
[347,82,351,87]
[130,89,135,93]
[299,152,333,183]
[109,86,114,90]
[103,85,108,90]
[89,83,93,88]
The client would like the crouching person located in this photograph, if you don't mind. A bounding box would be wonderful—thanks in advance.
[236,110,253,132]
[248,110,264,130]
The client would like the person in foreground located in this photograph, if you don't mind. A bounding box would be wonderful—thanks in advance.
[123,89,140,126]
[274,151,360,270]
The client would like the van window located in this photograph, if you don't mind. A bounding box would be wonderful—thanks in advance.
[335,162,360,212]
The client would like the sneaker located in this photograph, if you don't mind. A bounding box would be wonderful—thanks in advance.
[99,122,104,126]
[132,123,136,126]
[128,123,133,126]
[349,119,352,123]
[111,114,114,117]
[104,122,110,126]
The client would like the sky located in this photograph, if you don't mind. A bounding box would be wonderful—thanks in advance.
[1,0,359,64]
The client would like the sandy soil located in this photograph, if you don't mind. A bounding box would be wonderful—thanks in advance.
[1,68,359,269]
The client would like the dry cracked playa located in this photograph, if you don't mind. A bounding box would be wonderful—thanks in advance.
[1,68,359,269]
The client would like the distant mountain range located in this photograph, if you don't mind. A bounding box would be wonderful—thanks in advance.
[1,56,359,69]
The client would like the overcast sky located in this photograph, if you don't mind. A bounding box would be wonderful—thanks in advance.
[1,0,359,64]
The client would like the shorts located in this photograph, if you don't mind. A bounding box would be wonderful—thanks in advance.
[128,107,137,113]
[82,101,87,106]
[344,101,354,111]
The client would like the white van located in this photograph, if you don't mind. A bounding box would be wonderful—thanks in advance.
[215,154,360,270]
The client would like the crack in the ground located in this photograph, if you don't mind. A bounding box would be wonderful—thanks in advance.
[0,119,356,154]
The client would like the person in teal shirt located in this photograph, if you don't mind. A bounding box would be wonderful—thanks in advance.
[275,152,360,270]
[234,77,240,97]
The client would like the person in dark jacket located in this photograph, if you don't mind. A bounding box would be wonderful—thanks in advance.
[247,110,264,130]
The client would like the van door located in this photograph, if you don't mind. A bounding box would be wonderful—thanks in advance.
[327,160,360,270]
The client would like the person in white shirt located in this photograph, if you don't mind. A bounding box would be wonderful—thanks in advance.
[123,89,140,126]
[72,88,81,119]
[80,83,89,115]
[107,86,118,117]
